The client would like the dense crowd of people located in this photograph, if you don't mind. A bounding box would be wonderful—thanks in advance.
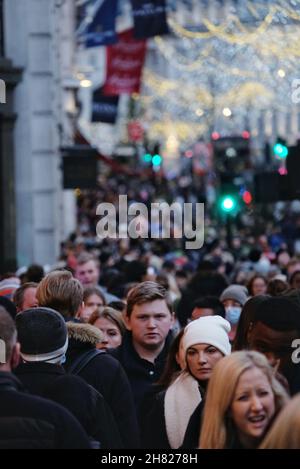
[2,172,300,449]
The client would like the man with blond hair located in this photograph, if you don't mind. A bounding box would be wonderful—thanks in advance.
[37,270,83,320]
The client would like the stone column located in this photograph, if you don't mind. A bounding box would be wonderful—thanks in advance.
[0,57,22,272]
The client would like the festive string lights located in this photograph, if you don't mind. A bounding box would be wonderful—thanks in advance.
[139,0,300,146]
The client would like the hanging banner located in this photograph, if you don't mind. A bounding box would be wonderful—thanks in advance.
[77,0,118,48]
[128,120,144,142]
[130,0,169,39]
[103,29,146,96]
[91,87,119,123]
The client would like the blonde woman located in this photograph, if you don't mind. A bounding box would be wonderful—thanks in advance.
[260,394,300,448]
[199,351,289,449]
[89,306,126,350]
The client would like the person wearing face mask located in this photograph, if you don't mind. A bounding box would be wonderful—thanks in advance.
[220,285,249,342]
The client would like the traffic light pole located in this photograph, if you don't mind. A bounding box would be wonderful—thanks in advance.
[226,214,233,249]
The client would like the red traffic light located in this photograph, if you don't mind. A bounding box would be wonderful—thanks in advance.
[242,131,250,139]
[211,132,220,140]
[242,190,252,204]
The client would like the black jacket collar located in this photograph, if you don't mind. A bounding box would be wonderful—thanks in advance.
[15,362,66,376]
[0,371,24,392]
[119,330,174,366]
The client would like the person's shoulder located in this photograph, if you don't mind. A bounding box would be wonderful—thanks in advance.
[12,387,74,418]
[108,338,130,362]
[109,344,122,359]
[92,349,126,375]
[45,372,93,393]
[97,348,120,363]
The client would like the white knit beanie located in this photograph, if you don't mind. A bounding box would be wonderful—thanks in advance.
[182,315,231,357]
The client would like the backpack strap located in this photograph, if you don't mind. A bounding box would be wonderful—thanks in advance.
[67,349,104,375]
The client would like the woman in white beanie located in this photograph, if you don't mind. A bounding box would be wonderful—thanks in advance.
[141,315,231,449]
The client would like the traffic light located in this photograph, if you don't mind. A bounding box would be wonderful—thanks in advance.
[142,153,152,163]
[141,142,163,170]
[141,152,163,170]
[286,141,300,198]
[219,194,237,214]
[273,138,288,159]
[217,174,241,217]
[242,190,252,205]
[151,143,162,171]
[152,154,162,166]
[212,135,251,173]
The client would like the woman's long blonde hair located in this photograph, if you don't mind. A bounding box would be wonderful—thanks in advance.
[260,394,300,449]
[199,351,289,449]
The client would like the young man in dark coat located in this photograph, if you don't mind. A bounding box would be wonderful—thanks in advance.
[14,307,122,449]
[110,282,175,418]
[0,307,90,449]
[248,296,300,395]
[36,270,139,448]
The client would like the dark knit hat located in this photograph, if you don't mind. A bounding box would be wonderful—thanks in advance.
[16,307,68,362]
[254,297,300,331]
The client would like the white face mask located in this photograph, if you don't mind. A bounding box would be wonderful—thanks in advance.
[225,306,242,325]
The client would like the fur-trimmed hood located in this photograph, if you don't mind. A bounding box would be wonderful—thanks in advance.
[67,322,103,346]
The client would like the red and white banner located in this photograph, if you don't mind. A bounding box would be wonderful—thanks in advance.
[103,29,146,96]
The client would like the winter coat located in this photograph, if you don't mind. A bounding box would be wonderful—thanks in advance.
[110,331,173,417]
[181,400,204,449]
[0,371,90,449]
[64,322,140,448]
[141,389,170,449]
[15,361,123,449]
[140,372,202,449]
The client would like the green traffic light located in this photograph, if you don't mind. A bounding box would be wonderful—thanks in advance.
[273,143,288,159]
[220,195,237,213]
[143,153,152,163]
[152,154,162,166]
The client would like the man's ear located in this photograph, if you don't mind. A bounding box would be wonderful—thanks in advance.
[11,342,21,370]
[171,312,176,327]
[76,301,85,319]
[124,314,132,331]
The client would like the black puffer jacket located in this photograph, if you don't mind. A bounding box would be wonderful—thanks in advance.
[64,323,140,448]
[0,372,90,449]
[15,362,123,449]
